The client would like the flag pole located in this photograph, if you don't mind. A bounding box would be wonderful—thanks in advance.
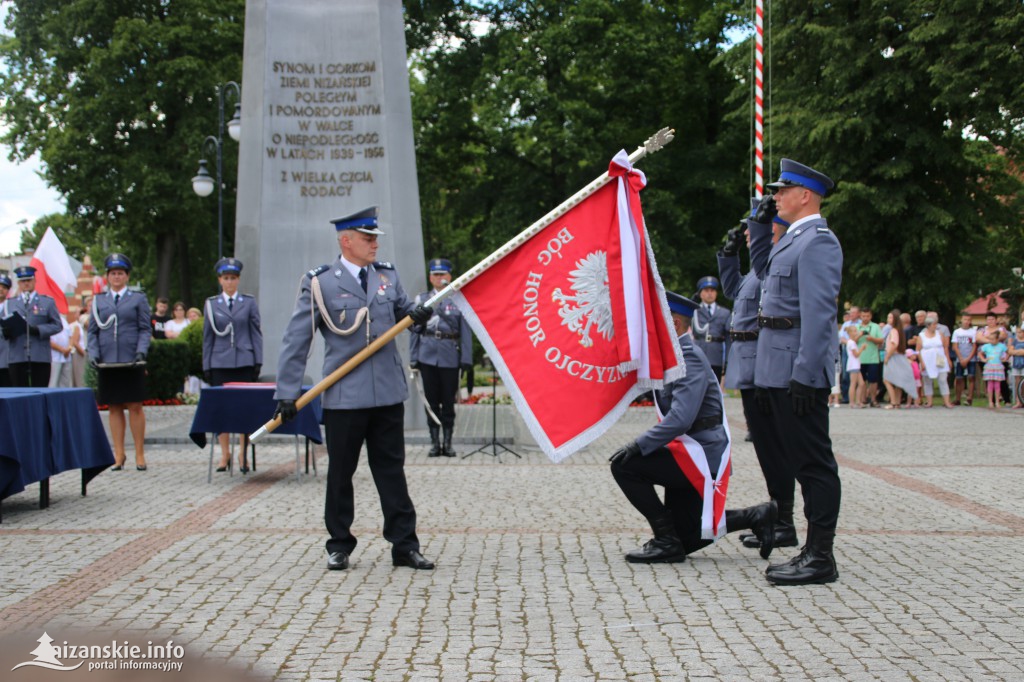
[249,127,675,443]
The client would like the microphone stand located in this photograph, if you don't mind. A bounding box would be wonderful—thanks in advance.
[463,354,520,462]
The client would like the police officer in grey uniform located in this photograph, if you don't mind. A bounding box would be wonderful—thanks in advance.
[691,276,731,381]
[5,266,63,387]
[204,257,263,473]
[0,273,13,387]
[719,199,799,552]
[754,159,842,585]
[609,292,776,564]
[409,258,473,457]
[274,207,434,571]
[88,254,152,470]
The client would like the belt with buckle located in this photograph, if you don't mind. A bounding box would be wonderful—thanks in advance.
[757,315,801,330]
[690,414,723,434]
[702,335,726,343]
[432,331,460,340]
[729,330,760,341]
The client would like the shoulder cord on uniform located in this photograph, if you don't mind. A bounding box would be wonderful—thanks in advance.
[310,274,370,346]
[692,307,709,336]
[92,300,118,340]
[204,298,234,348]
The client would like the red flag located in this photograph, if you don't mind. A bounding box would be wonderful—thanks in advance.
[453,151,682,462]
[28,227,76,314]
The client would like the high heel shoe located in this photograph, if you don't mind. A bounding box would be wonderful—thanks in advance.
[239,465,250,474]
[110,464,124,471]
[136,461,148,471]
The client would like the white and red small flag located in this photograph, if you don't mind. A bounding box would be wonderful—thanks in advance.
[29,227,76,314]
[453,151,683,462]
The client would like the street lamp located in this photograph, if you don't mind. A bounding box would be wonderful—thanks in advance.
[191,81,242,259]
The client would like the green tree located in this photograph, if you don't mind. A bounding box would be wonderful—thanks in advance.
[759,0,1023,318]
[410,0,752,293]
[0,0,245,306]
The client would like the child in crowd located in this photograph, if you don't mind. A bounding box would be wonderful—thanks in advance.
[1009,327,1024,409]
[905,348,921,408]
[846,336,864,407]
[978,332,1009,409]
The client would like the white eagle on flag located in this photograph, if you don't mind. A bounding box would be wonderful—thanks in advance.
[552,251,614,347]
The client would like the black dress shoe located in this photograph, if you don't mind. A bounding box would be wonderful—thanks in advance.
[765,548,838,585]
[239,466,249,474]
[741,524,799,549]
[215,466,228,473]
[326,551,350,570]
[393,550,435,570]
[625,537,687,564]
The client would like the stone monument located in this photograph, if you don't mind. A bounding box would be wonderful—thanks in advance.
[234,0,426,425]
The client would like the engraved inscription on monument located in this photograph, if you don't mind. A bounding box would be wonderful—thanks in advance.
[266,60,382,198]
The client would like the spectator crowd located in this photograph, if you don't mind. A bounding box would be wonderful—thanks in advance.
[833,306,1024,410]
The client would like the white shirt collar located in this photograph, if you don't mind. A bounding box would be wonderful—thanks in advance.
[222,292,236,305]
[786,213,822,234]
[340,256,369,281]
[109,286,127,296]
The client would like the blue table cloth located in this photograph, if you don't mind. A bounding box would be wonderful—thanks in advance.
[189,384,323,448]
[0,388,114,502]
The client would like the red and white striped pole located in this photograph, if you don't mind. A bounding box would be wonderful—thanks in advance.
[754,0,765,197]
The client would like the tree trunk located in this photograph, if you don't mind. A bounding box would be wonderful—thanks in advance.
[155,231,176,299]
[178,232,193,307]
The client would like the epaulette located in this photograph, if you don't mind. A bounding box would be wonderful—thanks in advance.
[816,226,831,233]
[306,264,331,279]
[373,261,395,270]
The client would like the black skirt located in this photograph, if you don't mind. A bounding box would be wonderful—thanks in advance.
[209,366,255,386]
[97,365,147,405]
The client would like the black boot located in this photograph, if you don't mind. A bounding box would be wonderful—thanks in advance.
[765,524,839,585]
[625,516,687,564]
[428,423,441,457]
[741,499,799,549]
[726,500,777,560]
[442,426,456,457]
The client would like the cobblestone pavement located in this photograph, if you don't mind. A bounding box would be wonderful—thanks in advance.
[1,399,1022,680]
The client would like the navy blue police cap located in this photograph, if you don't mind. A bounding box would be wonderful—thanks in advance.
[0,273,12,288]
[428,258,453,274]
[331,206,384,235]
[215,257,243,275]
[666,291,698,318]
[105,253,132,272]
[13,265,36,280]
[767,158,835,197]
[696,275,719,291]
[774,215,791,228]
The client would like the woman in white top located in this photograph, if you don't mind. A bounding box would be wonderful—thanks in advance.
[916,316,953,408]
[69,312,88,387]
[882,308,917,408]
[164,301,190,339]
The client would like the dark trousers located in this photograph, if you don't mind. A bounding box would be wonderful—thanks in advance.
[839,345,850,402]
[419,364,460,428]
[765,387,841,530]
[9,362,51,388]
[610,448,713,555]
[0,368,9,387]
[323,403,419,556]
[740,388,795,504]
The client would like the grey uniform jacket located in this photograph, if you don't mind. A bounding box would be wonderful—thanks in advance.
[6,292,63,364]
[637,335,729,477]
[203,294,264,371]
[275,259,417,410]
[0,300,11,369]
[408,293,472,369]
[754,217,843,389]
[719,218,773,390]
[691,303,731,368]
[87,289,153,364]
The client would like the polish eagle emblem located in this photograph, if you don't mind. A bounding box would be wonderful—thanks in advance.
[551,251,614,347]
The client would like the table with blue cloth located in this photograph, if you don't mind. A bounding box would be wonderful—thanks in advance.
[189,384,323,482]
[0,387,114,522]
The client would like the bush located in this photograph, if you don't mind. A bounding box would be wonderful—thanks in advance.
[177,318,205,377]
[146,340,192,400]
